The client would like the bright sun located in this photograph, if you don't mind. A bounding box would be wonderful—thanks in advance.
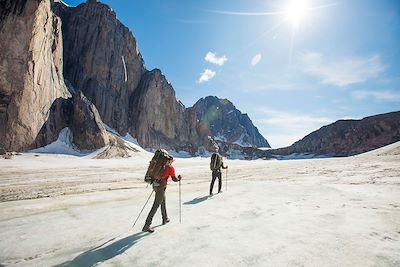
[284,0,310,28]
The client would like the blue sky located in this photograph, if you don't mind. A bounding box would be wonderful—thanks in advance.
[63,0,400,148]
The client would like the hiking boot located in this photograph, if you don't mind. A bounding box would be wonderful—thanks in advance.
[162,218,170,225]
[209,193,213,196]
[142,226,155,233]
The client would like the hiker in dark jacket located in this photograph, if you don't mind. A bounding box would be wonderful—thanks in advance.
[209,146,228,196]
[143,157,181,233]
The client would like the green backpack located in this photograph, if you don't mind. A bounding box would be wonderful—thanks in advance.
[210,153,222,171]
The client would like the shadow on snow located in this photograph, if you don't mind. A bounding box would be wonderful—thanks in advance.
[54,225,163,267]
[183,195,210,205]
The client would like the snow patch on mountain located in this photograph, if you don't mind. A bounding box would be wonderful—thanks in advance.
[30,128,87,156]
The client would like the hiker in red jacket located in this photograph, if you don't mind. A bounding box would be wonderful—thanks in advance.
[143,157,181,233]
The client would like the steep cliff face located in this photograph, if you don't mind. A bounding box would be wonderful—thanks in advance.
[130,69,200,152]
[0,0,70,152]
[53,0,145,135]
[271,111,400,157]
[189,96,270,148]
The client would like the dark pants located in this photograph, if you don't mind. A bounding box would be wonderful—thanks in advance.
[144,185,167,227]
[210,170,222,195]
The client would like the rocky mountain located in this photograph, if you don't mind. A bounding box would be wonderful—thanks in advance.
[0,0,269,156]
[130,69,200,153]
[0,0,116,154]
[53,0,145,136]
[189,96,269,148]
[0,0,70,152]
[269,111,400,157]
[52,0,268,154]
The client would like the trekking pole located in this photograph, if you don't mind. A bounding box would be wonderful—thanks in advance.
[225,168,228,192]
[132,189,154,229]
[179,179,182,223]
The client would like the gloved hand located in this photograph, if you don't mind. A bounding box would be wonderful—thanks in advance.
[178,174,182,181]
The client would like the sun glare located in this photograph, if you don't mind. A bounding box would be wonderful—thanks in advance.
[284,0,310,28]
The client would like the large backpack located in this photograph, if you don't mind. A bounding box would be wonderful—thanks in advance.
[210,153,222,171]
[144,149,173,184]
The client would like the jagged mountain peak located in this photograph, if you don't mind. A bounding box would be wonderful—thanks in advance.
[192,96,238,119]
[190,96,270,148]
[198,95,232,104]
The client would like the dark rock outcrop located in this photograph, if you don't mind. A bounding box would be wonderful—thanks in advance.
[34,97,73,148]
[189,96,270,148]
[35,89,134,157]
[0,0,70,152]
[71,91,109,150]
[270,111,400,157]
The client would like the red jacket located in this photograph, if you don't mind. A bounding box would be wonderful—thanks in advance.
[160,165,176,189]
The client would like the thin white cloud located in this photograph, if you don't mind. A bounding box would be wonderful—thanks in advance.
[299,52,387,87]
[207,4,337,16]
[251,53,262,66]
[255,108,333,148]
[353,90,400,102]
[205,52,228,66]
[197,69,216,83]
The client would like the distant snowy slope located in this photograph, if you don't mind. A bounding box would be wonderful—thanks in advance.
[357,141,400,157]
[31,127,149,158]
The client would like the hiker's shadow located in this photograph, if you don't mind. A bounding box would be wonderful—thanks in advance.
[55,226,160,267]
[183,195,210,205]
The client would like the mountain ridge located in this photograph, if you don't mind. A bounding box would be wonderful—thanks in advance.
[267,111,400,157]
